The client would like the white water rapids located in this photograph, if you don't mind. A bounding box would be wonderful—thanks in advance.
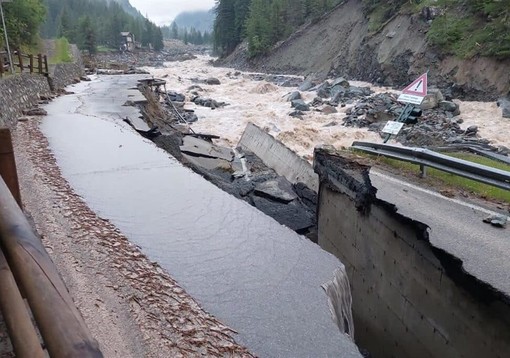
[146,55,509,161]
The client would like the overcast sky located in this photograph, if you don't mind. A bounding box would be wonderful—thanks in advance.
[130,0,216,26]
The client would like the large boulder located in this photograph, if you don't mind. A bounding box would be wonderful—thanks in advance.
[421,88,444,110]
[205,77,221,85]
[291,99,310,111]
[439,100,460,115]
[286,91,302,102]
[497,97,510,118]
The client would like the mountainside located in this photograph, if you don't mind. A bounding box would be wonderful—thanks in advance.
[219,0,510,100]
[174,10,214,33]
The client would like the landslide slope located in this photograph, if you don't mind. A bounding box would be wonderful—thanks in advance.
[221,0,510,100]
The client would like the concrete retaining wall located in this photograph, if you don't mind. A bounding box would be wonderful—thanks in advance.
[0,74,51,128]
[238,122,319,191]
[314,146,510,358]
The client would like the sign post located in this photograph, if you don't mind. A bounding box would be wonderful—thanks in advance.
[0,0,13,74]
[383,72,428,143]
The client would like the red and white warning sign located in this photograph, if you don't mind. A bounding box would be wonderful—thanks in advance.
[398,73,428,105]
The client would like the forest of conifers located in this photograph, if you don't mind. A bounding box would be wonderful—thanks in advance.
[0,0,163,53]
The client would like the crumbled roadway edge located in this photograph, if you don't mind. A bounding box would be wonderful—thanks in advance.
[12,119,254,358]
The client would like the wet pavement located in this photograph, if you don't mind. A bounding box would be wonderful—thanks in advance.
[371,170,510,295]
[40,75,361,357]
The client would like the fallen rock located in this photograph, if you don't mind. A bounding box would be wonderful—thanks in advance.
[465,125,478,136]
[421,89,444,110]
[286,91,301,102]
[321,105,338,115]
[22,107,47,116]
[167,91,185,102]
[206,77,221,85]
[497,97,510,118]
[291,99,310,112]
[483,215,507,228]
[298,78,315,91]
[439,101,460,115]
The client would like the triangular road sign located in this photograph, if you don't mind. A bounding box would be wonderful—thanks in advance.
[402,73,428,96]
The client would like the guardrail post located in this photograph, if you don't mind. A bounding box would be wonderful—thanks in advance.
[0,129,21,207]
[420,164,427,178]
[29,54,34,73]
[0,55,3,77]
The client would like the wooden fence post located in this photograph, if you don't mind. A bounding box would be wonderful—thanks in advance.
[29,54,34,73]
[37,53,43,74]
[43,55,48,75]
[0,56,3,77]
[16,50,22,73]
[0,129,21,208]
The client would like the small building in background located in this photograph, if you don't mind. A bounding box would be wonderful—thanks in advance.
[120,32,135,52]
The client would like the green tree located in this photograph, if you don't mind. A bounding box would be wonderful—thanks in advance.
[1,0,46,48]
[78,16,96,54]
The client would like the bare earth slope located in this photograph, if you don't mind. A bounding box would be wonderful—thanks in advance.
[221,0,510,100]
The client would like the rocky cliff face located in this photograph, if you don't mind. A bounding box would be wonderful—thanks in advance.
[220,0,510,101]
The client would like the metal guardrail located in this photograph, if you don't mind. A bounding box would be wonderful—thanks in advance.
[0,128,103,357]
[351,141,510,191]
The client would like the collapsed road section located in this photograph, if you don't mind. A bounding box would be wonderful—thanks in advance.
[314,146,510,358]
[39,74,361,357]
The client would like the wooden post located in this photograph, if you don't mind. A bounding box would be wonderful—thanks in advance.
[0,55,3,77]
[0,177,103,358]
[43,55,48,75]
[0,249,45,358]
[0,129,21,207]
[37,53,43,74]
[16,50,22,73]
[29,54,34,73]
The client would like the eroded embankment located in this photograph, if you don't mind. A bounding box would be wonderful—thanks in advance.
[136,84,320,239]
[314,146,510,358]
[221,0,510,101]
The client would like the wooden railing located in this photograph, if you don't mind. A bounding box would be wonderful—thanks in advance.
[0,50,48,77]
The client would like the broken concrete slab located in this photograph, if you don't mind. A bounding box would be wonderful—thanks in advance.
[182,153,232,172]
[254,177,298,203]
[251,195,315,232]
[180,136,234,161]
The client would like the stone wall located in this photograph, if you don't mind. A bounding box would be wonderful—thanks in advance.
[314,146,510,358]
[0,45,83,128]
[0,74,51,128]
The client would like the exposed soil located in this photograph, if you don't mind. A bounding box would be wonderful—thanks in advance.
[218,0,510,101]
[6,116,253,357]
